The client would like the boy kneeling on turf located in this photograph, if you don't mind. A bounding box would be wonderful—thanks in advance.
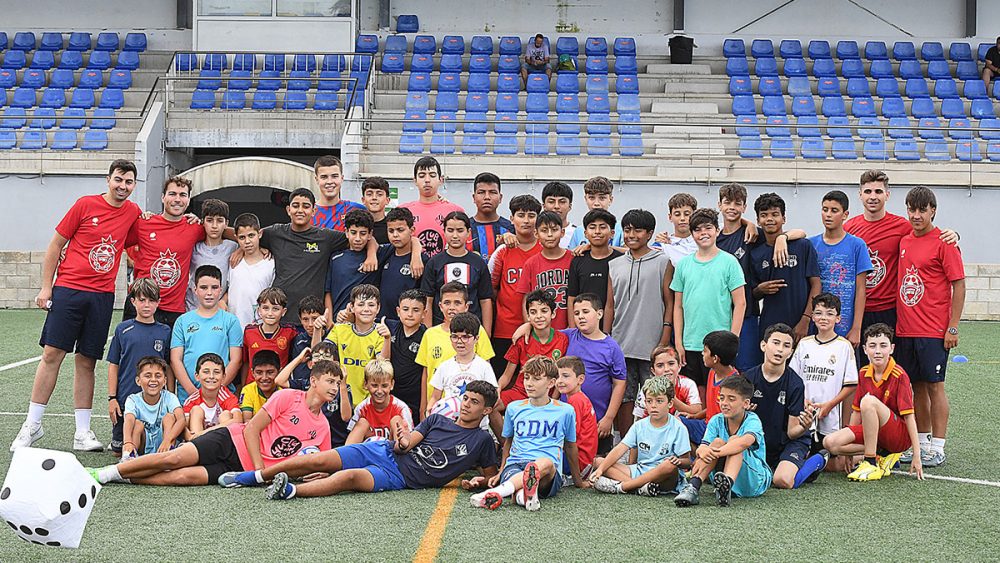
[216,380,500,498]
[674,375,771,507]
[823,323,923,482]
[121,357,185,459]
[590,376,691,496]
[88,361,339,487]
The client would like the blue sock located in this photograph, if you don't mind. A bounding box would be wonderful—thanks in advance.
[793,453,826,489]
[235,470,263,487]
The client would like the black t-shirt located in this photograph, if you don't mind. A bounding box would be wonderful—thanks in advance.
[420,250,494,325]
[371,217,389,245]
[260,223,348,323]
[717,225,760,317]
[744,365,809,464]
[395,414,498,488]
[388,320,426,418]
[377,244,428,322]
[987,46,1000,69]
[567,249,622,331]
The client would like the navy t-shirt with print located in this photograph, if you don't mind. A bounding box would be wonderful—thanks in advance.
[394,414,498,488]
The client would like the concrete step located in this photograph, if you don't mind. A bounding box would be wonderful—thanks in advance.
[652,124,723,136]
[655,139,728,157]
[662,81,728,94]
[650,101,719,114]
[645,63,712,75]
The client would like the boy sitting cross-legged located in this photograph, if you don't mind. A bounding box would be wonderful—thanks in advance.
[89,360,341,487]
[216,381,500,498]
[674,375,772,508]
[346,359,414,443]
[470,357,588,511]
[590,376,691,496]
[121,357,185,460]
[183,353,241,438]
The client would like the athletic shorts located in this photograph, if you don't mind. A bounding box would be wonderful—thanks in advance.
[110,405,125,453]
[623,358,651,403]
[490,337,513,378]
[850,411,911,453]
[810,433,828,456]
[336,441,406,492]
[523,61,549,73]
[767,440,811,470]
[39,286,115,359]
[501,461,562,499]
[680,417,707,445]
[191,428,243,484]
[597,435,614,456]
[122,299,182,329]
[894,337,948,383]
[736,316,762,372]
[680,351,709,387]
[858,309,897,368]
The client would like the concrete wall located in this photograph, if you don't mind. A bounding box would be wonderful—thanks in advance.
[193,19,353,52]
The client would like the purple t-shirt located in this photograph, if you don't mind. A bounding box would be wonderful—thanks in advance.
[562,328,626,421]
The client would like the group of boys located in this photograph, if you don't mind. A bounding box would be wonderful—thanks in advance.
[13,156,965,510]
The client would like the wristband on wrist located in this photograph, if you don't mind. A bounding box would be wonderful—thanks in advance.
[108,395,117,402]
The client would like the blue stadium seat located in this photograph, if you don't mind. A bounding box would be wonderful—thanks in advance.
[762,95,786,116]
[471,35,494,55]
[462,134,488,155]
[620,134,644,156]
[228,70,252,90]
[88,51,112,70]
[582,113,608,136]
[410,54,434,73]
[816,77,840,97]
[837,58,863,78]
[972,99,996,120]
[80,130,107,150]
[100,88,124,109]
[283,91,307,109]
[21,70,45,89]
[60,108,85,130]
[801,138,827,158]
[381,53,404,73]
[349,72,368,103]
[405,92,428,111]
[124,33,147,52]
[965,79,989,99]
[617,93,640,114]
[876,78,900,98]
[29,108,56,129]
[497,73,520,93]
[921,42,945,61]
[556,133,581,155]
[47,69,73,89]
[723,39,746,58]
[286,70,311,90]
[202,53,227,71]
[918,117,944,139]
[68,32,91,51]
[988,141,1000,161]
[751,39,774,59]
[956,140,981,161]
[525,133,549,155]
[40,88,66,108]
[251,90,277,110]
[935,78,959,99]
[583,76,607,96]
[796,115,821,137]
[403,111,427,133]
[769,137,795,158]
[70,88,95,108]
[822,96,847,118]
[783,57,806,77]
[396,14,418,33]
[786,76,810,97]
[808,40,831,59]
[911,97,935,118]
[527,74,549,93]
[557,112,581,134]
[355,34,379,54]
[110,67,134,87]
[738,136,764,158]
[441,36,465,55]
[3,50,27,70]
[557,72,579,93]
[956,61,979,81]
[950,42,973,62]
[893,139,920,160]
[13,32,35,52]
[858,116,882,139]
[262,54,285,72]
[435,91,459,112]
[433,112,457,134]
[758,77,781,97]
[863,138,887,159]
[791,95,816,117]
[91,108,115,129]
[40,33,63,52]
[950,117,973,139]
[586,56,609,75]
[525,112,548,134]
[0,130,14,149]
[496,93,518,113]
[898,60,922,80]
[732,94,755,115]
[846,77,869,97]
[467,73,489,93]
[556,94,580,113]
[232,53,255,72]
[865,41,888,60]
[469,55,491,74]
[257,70,281,90]
[59,50,83,70]
[557,37,579,57]
[837,41,860,60]
[941,98,965,119]
[735,115,760,136]
[616,74,638,95]
[587,93,611,114]
[980,43,993,61]
[754,57,778,77]
[498,55,520,74]
[440,54,462,73]
[500,36,522,56]
[116,51,140,71]
[12,87,36,108]
[615,55,638,75]
[438,72,461,92]
[852,96,876,117]
[766,115,791,137]
[96,32,119,52]
[924,139,950,159]
[614,37,637,57]
[175,53,198,71]
[526,92,548,113]
[464,112,488,134]
[869,59,893,79]
[0,70,14,89]
[832,138,857,159]
[1,107,26,129]
[812,58,836,78]
[779,40,803,59]
[21,130,47,149]
[493,133,519,154]
[887,117,913,138]
[726,57,749,77]
[881,97,906,118]
[293,54,317,72]
[197,70,221,90]
[384,35,407,54]
[586,37,608,57]
[926,60,951,80]
[407,72,431,92]
[494,112,518,133]
[413,36,436,55]
[30,51,55,70]
[893,42,916,61]
[399,133,425,154]
[190,89,215,109]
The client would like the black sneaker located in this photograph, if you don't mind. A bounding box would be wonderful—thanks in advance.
[713,473,733,507]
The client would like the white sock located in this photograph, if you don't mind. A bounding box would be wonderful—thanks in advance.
[254,470,265,484]
[74,409,92,433]
[918,432,931,448]
[486,480,516,499]
[514,490,525,506]
[27,402,46,426]
[931,437,946,454]
[97,465,122,484]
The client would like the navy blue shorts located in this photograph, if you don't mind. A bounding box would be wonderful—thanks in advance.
[680,417,707,445]
[501,461,562,499]
[858,308,897,368]
[39,286,115,359]
[895,336,948,383]
[767,440,811,470]
[337,441,406,492]
[736,316,762,372]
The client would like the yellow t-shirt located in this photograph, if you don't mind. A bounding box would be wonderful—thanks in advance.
[326,323,385,406]
[415,325,495,399]
[239,382,273,416]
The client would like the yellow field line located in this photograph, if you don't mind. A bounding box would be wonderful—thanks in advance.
[413,479,461,563]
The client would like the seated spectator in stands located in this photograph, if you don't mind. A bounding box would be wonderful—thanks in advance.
[983,37,1000,99]
[521,33,552,83]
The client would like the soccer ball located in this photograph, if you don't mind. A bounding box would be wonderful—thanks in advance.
[297,446,321,456]
[430,397,462,421]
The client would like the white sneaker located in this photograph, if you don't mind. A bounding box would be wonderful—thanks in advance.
[73,429,104,452]
[592,476,623,494]
[10,422,43,451]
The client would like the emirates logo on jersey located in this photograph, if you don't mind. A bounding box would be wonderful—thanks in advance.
[899,266,925,307]
[88,236,117,273]
[867,249,886,289]
[150,249,181,288]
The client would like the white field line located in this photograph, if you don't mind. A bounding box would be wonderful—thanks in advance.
[0,356,42,372]
[890,470,1000,488]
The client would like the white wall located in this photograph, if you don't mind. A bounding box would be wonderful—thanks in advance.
[194,19,353,52]
[0,0,179,30]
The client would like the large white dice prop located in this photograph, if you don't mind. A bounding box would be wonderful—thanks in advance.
[0,448,101,548]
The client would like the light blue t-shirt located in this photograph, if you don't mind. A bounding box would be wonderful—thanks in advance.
[575,223,624,248]
[124,390,182,454]
[622,414,691,474]
[703,411,772,497]
[560,225,585,250]
[502,398,577,469]
[170,309,243,402]
[670,250,746,350]
[808,233,873,336]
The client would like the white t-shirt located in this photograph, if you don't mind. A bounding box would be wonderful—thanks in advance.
[429,355,498,399]
[228,257,276,328]
[655,235,697,267]
[788,335,859,435]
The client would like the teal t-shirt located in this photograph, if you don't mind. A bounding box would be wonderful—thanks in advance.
[670,250,745,350]
[170,309,243,402]
[124,390,182,454]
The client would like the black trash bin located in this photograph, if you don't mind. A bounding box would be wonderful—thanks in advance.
[669,35,695,64]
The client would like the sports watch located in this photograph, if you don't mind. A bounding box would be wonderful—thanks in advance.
[947,327,958,335]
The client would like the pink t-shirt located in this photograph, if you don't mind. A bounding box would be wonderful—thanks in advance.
[228,388,331,470]
[398,199,464,257]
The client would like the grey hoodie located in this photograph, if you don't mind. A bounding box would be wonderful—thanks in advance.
[608,247,670,359]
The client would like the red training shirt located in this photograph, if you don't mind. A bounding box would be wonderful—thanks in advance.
[127,215,205,313]
[844,212,911,312]
[488,242,542,339]
[515,251,573,329]
[896,227,964,338]
[566,391,598,469]
[54,194,141,293]
[704,367,740,421]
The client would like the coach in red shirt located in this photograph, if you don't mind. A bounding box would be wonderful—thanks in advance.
[11,160,141,453]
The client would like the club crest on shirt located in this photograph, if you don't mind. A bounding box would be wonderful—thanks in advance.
[777,390,786,405]
[304,243,320,253]
[455,443,468,457]
[150,249,181,288]
[787,254,798,268]
[153,339,164,352]
[88,236,117,273]
[400,263,412,276]
[734,247,746,260]
[408,341,420,354]
[432,345,443,359]
[867,249,886,289]
[828,354,837,365]
[900,266,925,307]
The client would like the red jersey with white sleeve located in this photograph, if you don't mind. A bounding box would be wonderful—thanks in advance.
[228,388,332,470]
[127,215,205,313]
[565,391,597,469]
[53,194,141,293]
[348,396,414,441]
[896,227,964,338]
[182,387,239,427]
[242,323,299,384]
[488,242,542,339]
[704,368,740,421]
[844,212,911,312]
[515,251,574,329]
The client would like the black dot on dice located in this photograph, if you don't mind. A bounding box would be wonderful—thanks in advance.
[41,459,55,470]
[0,487,9,499]
[60,501,71,515]
[78,493,87,508]
[91,485,97,498]
[6,521,15,530]
[31,540,42,545]
[46,541,61,547]
[34,527,49,536]
[19,525,30,534]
